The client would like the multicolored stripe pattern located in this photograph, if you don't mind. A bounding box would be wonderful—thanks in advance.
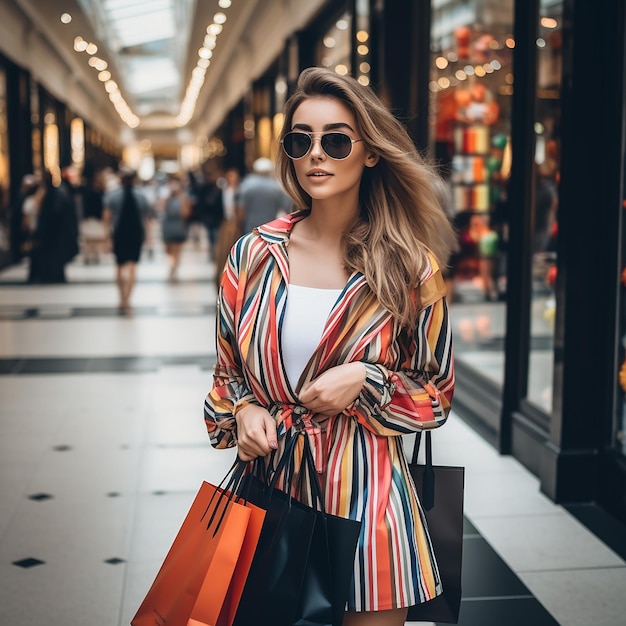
[204,210,454,612]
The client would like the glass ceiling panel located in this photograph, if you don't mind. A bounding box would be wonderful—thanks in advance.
[124,58,179,94]
[103,0,175,48]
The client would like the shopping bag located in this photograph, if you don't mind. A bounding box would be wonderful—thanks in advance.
[233,431,361,626]
[407,431,465,624]
[131,475,264,626]
[294,434,361,626]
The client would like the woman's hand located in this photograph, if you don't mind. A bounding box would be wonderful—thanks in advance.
[299,362,367,416]
[235,404,278,461]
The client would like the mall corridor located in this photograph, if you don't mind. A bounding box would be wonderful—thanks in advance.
[0,241,625,626]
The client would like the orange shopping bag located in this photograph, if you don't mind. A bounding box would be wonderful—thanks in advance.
[131,479,265,626]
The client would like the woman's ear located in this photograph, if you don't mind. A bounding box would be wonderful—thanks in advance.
[365,152,380,168]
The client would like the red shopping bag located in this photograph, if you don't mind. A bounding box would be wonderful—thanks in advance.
[131,480,265,626]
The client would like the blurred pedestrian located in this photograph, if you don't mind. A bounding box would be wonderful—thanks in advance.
[213,167,241,287]
[238,157,292,234]
[197,165,223,260]
[160,174,191,281]
[28,170,79,283]
[104,169,149,313]
[11,174,39,263]
[80,167,107,264]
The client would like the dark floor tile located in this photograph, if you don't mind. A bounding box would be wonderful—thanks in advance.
[13,557,45,569]
[0,359,20,374]
[461,537,530,598]
[19,358,89,374]
[448,596,559,626]
[463,516,480,536]
[72,306,130,317]
[161,355,214,368]
[85,357,160,373]
[28,493,54,501]
[564,503,626,561]
[0,308,29,320]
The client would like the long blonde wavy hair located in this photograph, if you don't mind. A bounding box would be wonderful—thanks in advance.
[276,67,455,327]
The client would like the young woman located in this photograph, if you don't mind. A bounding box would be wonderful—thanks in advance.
[104,170,148,313]
[204,67,455,626]
[160,174,191,282]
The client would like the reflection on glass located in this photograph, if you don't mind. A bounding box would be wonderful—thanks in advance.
[430,0,514,386]
[0,67,9,259]
[316,11,352,74]
[528,0,563,412]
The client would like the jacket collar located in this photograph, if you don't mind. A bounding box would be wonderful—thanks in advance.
[256,209,310,245]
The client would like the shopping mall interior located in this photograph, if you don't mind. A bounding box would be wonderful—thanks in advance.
[1,1,626,625]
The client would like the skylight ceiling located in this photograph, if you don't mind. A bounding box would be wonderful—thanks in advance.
[78,0,195,117]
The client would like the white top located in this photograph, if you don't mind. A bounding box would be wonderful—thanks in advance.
[282,283,342,389]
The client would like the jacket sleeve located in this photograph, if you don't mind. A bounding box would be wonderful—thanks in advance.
[203,238,260,449]
[347,262,454,436]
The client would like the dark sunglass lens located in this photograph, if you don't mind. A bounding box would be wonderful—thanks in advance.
[322,133,352,159]
[284,133,311,159]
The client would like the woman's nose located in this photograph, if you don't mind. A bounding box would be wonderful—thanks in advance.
[309,136,325,159]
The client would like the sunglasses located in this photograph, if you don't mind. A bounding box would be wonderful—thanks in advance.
[281,131,364,160]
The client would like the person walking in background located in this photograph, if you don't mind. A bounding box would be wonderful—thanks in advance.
[104,169,149,314]
[204,68,455,626]
[160,174,191,282]
[80,166,107,265]
[197,164,224,260]
[13,174,39,263]
[238,157,292,234]
[212,167,241,287]
[28,170,79,284]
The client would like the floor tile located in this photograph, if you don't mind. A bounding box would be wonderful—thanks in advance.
[461,537,529,598]
[453,596,558,626]
[518,567,626,626]
[2,242,625,626]
[471,511,626,572]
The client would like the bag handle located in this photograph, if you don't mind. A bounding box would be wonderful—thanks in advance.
[411,431,435,511]
[262,430,326,513]
[201,458,249,535]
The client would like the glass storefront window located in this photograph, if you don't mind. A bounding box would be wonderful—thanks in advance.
[31,81,41,173]
[430,0,514,386]
[527,0,563,412]
[316,11,352,76]
[0,67,10,262]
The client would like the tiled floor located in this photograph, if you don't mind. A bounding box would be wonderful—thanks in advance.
[1,241,625,626]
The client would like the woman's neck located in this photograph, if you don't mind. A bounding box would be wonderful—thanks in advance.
[301,199,359,243]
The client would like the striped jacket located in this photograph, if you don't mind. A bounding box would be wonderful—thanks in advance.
[204,210,454,612]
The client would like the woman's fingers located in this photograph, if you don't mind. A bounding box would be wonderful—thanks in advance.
[235,404,277,460]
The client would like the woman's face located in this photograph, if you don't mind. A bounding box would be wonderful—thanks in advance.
[288,96,372,206]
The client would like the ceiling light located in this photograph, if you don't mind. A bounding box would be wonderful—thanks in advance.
[218,0,232,7]
[213,12,227,24]
[207,23,222,36]
[98,70,112,82]
[86,43,98,55]
[60,13,72,24]
[74,37,88,52]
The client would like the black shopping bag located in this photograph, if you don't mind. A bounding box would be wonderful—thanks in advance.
[407,431,465,624]
[234,431,361,626]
